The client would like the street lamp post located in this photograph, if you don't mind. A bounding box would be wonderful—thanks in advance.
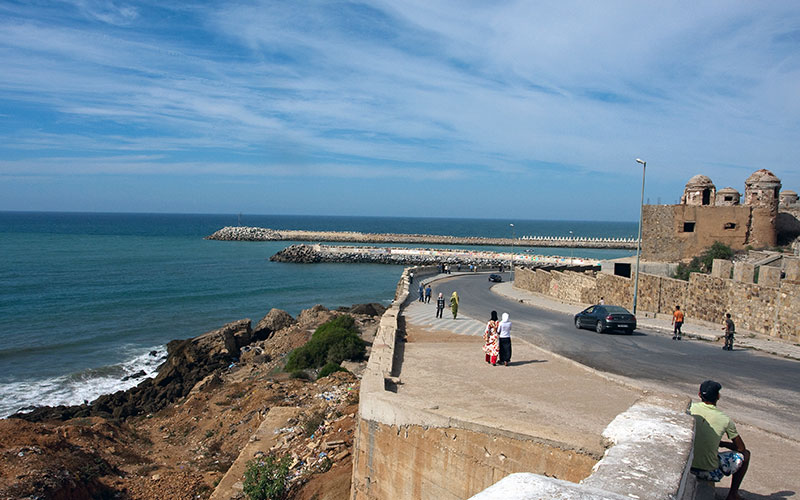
[568,230,574,264]
[509,223,515,279]
[633,158,647,315]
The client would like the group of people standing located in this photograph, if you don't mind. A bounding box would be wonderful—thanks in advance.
[483,311,512,366]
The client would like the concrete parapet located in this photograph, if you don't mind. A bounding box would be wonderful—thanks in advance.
[733,262,755,283]
[470,395,694,500]
[758,266,782,287]
[785,258,800,283]
[711,259,733,279]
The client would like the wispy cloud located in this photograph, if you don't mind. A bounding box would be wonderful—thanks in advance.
[0,1,798,217]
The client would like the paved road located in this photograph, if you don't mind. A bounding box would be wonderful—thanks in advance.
[423,273,800,441]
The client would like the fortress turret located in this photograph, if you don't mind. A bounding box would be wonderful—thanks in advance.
[780,190,798,208]
[681,175,716,206]
[744,169,781,212]
[715,187,741,206]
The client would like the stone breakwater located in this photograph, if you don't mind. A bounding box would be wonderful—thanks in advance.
[270,244,600,268]
[208,226,637,249]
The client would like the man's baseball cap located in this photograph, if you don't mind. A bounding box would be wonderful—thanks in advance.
[700,380,722,401]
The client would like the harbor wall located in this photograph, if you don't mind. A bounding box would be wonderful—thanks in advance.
[208,226,637,249]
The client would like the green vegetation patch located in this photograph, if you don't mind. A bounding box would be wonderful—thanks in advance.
[317,362,348,379]
[243,455,290,500]
[285,315,365,372]
[674,241,734,281]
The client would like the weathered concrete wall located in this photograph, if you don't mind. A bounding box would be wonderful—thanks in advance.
[352,421,596,500]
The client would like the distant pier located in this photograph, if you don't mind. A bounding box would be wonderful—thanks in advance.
[207,226,637,249]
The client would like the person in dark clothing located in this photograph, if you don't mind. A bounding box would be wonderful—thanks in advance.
[425,284,432,303]
[723,313,736,351]
[497,312,512,366]
[435,293,445,318]
[418,283,424,302]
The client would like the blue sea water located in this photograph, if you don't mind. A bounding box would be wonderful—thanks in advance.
[0,212,636,416]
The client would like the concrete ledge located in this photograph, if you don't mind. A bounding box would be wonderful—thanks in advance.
[469,396,695,500]
[469,473,631,500]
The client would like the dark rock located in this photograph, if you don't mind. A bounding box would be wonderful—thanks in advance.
[347,303,387,317]
[121,370,146,382]
[253,308,296,340]
[149,350,158,357]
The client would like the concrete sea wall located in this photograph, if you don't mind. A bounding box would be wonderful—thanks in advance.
[513,260,800,342]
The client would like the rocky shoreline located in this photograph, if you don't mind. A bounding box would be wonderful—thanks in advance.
[207,226,637,249]
[1,302,386,500]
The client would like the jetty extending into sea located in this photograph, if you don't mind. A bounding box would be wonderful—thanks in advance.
[207,226,637,249]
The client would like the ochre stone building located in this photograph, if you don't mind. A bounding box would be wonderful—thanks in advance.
[642,169,796,261]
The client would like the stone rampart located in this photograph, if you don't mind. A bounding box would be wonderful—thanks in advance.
[353,266,696,500]
[514,265,800,342]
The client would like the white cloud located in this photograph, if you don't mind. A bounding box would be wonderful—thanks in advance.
[0,0,799,215]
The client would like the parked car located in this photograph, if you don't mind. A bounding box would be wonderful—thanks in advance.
[574,305,636,334]
[488,274,503,283]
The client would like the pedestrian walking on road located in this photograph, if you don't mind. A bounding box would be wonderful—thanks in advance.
[498,312,512,366]
[599,296,605,305]
[483,311,500,365]
[409,271,414,283]
[418,283,424,302]
[723,313,736,351]
[425,284,432,303]
[689,380,750,499]
[435,293,445,318]
[672,305,684,340]
[450,291,459,319]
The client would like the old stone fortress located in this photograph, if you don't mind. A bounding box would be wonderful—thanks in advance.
[514,168,800,343]
[643,168,800,261]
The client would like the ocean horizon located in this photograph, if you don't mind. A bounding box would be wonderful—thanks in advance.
[0,211,636,417]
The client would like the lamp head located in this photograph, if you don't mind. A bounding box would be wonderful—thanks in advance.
[636,158,646,165]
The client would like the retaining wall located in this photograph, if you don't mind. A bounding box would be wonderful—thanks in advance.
[514,266,800,342]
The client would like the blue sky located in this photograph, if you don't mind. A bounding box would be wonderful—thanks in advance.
[1,1,799,220]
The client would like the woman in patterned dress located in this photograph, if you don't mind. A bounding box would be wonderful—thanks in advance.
[483,310,500,365]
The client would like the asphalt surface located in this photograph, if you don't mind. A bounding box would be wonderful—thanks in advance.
[428,272,800,442]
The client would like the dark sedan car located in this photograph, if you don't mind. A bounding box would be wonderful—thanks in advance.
[488,274,503,282]
[574,305,636,334]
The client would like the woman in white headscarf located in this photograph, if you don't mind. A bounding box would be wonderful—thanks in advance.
[498,312,512,366]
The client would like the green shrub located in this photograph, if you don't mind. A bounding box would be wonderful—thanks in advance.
[285,315,365,371]
[243,455,290,500]
[317,362,347,379]
[673,242,734,281]
[290,370,312,381]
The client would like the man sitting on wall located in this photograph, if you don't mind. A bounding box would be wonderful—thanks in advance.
[689,380,750,500]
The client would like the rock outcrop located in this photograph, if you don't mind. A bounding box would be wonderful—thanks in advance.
[254,308,297,340]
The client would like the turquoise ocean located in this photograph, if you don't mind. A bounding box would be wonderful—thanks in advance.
[0,212,636,417]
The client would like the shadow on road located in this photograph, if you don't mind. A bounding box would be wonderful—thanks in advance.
[507,359,548,367]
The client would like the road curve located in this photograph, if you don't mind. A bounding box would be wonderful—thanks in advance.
[428,273,800,441]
